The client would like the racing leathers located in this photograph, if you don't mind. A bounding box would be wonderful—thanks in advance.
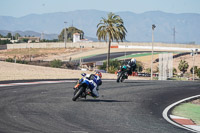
[126,60,137,75]
[84,74,102,98]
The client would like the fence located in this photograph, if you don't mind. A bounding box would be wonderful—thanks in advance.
[159,53,173,80]
[7,42,200,50]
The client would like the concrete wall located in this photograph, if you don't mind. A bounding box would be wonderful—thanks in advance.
[7,42,108,49]
[7,42,200,50]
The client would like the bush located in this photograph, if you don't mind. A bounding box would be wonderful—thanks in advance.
[173,68,177,75]
[178,60,189,74]
[135,61,144,72]
[50,59,62,68]
[98,59,123,72]
[5,58,28,64]
[16,59,28,64]
[145,68,151,74]
[108,66,118,74]
[197,68,200,78]
[5,58,14,62]
[98,59,144,73]
[65,61,79,69]
[190,66,198,74]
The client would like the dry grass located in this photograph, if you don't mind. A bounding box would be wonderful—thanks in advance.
[0,47,200,81]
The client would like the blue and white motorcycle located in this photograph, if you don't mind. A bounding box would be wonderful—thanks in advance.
[72,74,91,101]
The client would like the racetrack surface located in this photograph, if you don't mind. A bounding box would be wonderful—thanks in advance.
[0,80,200,133]
[81,51,150,62]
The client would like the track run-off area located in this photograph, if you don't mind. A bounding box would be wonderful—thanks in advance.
[0,80,200,133]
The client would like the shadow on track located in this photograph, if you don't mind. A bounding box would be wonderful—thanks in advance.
[78,99,130,103]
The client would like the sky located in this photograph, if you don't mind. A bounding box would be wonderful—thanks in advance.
[1,0,200,17]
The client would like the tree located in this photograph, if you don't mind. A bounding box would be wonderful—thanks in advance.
[96,12,127,72]
[15,33,21,40]
[6,33,12,39]
[197,68,200,78]
[173,67,177,75]
[178,60,189,74]
[190,66,198,74]
[58,26,84,42]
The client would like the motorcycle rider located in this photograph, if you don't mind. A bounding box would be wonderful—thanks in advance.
[126,58,137,76]
[81,71,102,98]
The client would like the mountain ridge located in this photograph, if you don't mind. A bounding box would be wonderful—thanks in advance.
[0,10,200,44]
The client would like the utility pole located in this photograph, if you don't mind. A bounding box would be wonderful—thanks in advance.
[151,24,156,80]
[64,21,67,48]
[41,32,44,40]
[173,26,176,43]
[191,49,198,81]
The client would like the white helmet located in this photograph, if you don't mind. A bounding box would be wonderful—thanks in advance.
[131,58,136,64]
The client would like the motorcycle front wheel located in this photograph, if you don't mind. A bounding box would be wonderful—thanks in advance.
[72,86,85,101]
[116,72,122,83]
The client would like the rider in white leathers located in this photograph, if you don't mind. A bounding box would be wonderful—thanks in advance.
[82,71,102,98]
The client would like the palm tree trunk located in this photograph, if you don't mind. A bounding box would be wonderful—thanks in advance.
[107,40,111,72]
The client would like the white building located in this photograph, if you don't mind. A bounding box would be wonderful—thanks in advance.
[73,33,93,43]
[73,33,81,43]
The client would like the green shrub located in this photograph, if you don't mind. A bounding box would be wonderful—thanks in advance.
[173,68,177,75]
[50,59,62,68]
[98,59,122,72]
[16,59,28,64]
[135,61,143,72]
[190,66,198,74]
[108,66,118,73]
[197,68,200,78]
[5,58,14,62]
[178,60,189,74]
[98,59,144,73]
[145,68,151,74]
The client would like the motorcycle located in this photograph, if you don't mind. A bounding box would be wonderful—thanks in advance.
[116,65,128,83]
[72,74,91,101]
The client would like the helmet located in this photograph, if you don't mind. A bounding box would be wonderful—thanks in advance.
[131,58,136,64]
[122,65,127,69]
[86,74,91,78]
[95,71,102,78]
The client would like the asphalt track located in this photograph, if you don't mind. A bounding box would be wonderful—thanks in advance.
[82,51,151,62]
[0,80,200,133]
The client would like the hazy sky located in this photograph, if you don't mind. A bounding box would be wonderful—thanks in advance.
[1,0,200,17]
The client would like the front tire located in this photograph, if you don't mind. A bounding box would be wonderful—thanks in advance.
[117,72,123,83]
[116,73,121,83]
[72,87,85,101]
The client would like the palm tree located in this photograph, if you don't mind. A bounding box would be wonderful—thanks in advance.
[96,12,127,72]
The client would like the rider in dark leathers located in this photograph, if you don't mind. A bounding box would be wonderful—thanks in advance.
[126,58,137,76]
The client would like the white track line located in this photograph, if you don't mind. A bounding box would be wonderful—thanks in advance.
[0,79,117,87]
[0,80,76,87]
[162,95,200,133]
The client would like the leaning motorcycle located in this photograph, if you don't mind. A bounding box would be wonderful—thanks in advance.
[72,76,91,101]
[116,65,128,83]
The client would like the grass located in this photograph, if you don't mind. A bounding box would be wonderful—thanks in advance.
[172,103,200,125]
[113,52,168,60]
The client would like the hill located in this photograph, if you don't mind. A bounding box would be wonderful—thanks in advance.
[0,30,58,40]
[0,10,200,44]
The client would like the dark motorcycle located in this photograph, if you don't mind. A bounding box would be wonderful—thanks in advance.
[116,65,128,83]
[72,76,91,101]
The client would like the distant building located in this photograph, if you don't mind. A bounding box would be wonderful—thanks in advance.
[73,33,80,43]
[10,40,19,43]
[73,33,92,43]
[18,37,40,43]
[0,38,11,40]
